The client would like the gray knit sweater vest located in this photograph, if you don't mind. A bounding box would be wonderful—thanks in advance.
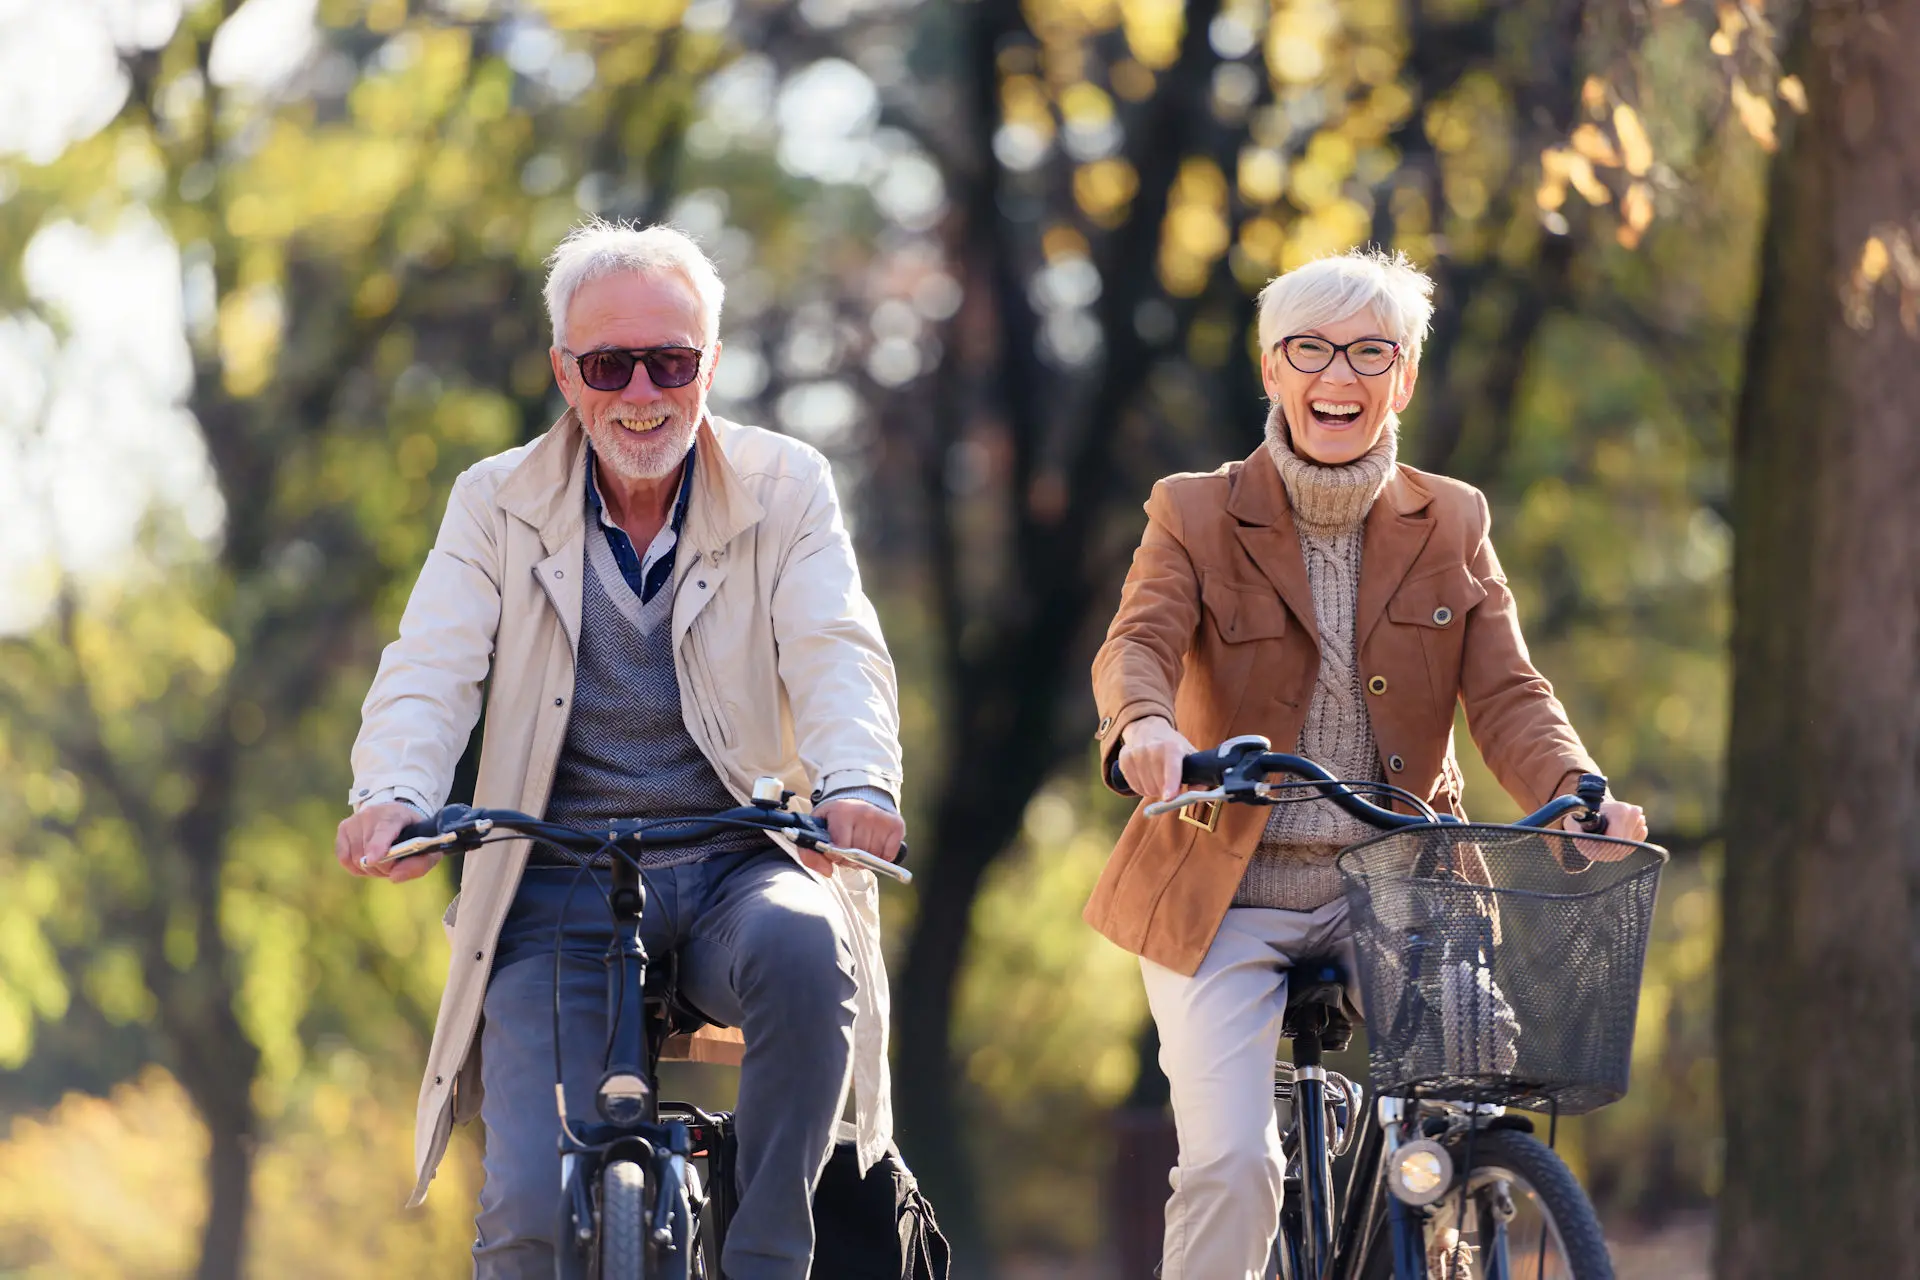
[1233,406,1397,910]
[539,523,770,868]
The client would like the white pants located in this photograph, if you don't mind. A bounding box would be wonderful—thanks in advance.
[1141,899,1360,1280]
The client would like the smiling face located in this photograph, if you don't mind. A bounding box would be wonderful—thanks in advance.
[548,268,719,483]
[1260,308,1417,465]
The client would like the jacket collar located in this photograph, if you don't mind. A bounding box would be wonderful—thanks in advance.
[1224,445,1436,652]
[495,408,765,556]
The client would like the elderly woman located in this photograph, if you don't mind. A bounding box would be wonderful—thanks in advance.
[1086,248,1647,1280]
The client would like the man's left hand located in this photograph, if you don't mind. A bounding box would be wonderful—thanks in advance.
[810,797,906,876]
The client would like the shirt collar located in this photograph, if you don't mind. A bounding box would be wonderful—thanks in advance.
[585,442,697,538]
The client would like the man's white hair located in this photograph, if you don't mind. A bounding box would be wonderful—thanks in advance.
[1256,247,1436,367]
[543,219,726,349]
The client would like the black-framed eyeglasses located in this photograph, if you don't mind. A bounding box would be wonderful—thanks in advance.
[1276,335,1402,377]
[566,345,706,392]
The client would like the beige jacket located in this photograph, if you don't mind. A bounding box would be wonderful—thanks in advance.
[349,410,904,1206]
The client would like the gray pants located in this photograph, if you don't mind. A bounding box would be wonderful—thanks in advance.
[474,850,858,1280]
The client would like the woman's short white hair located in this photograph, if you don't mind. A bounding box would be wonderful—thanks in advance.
[543,219,726,349]
[1256,248,1436,367]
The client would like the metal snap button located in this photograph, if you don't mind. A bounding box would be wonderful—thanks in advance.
[1098,715,1113,736]
[553,569,563,578]
[1432,606,1453,626]
[1389,754,1405,772]
[697,579,708,589]
[1367,675,1388,695]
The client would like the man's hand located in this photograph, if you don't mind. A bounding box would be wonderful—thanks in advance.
[335,802,441,884]
[1115,715,1199,803]
[810,796,906,876]
[1562,798,1648,863]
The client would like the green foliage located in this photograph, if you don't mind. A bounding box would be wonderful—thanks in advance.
[0,0,1767,1269]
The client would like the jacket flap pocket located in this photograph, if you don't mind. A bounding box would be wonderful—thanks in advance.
[1201,574,1289,643]
[1388,564,1489,629]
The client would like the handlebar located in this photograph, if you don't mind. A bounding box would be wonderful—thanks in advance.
[1116,735,1608,836]
[375,786,912,885]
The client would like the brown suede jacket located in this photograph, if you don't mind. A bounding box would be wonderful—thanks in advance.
[1086,446,1598,976]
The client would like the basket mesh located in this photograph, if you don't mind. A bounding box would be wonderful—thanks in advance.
[1336,825,1665,1114]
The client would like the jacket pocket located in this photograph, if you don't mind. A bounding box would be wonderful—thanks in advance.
[1200,573,1289,644]
[1387,563,1488,630]
[1388,565,1489,722]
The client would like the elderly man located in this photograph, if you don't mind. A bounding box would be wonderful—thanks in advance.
[335,220,906,1280]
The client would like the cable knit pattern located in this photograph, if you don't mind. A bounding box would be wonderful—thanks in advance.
[1234,407,1397,910]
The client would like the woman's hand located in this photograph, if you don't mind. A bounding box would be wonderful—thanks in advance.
[1117,716,1199,803]
[1562,798,1648,862]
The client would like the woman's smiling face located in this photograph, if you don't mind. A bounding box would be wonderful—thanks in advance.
[1260,309,1417,464]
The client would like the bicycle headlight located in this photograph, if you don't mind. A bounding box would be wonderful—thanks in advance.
[1386,1138,1454,1206]
[595,1070,652,1126]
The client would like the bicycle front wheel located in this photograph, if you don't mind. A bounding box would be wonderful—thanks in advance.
[1361,1129,1613,1280]
[597,1158,695,1280]
[599,1160,649,1280]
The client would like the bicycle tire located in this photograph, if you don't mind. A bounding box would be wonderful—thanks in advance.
[1359,1129,1613,1280]
[599,1161,649,1280]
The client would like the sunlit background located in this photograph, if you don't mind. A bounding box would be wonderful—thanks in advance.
[0,0,1778,1273]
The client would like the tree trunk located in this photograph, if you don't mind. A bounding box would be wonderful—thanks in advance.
[1718,4,1920,1278]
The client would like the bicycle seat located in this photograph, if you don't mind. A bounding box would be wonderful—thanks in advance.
[1282,957,1354,1051]
[647,954,745,1067]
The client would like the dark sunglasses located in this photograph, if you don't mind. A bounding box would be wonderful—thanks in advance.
[567,345,705,392]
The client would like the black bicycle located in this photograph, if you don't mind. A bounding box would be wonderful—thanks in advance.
[1129,735,1666,1280]
[378,778,912,1280]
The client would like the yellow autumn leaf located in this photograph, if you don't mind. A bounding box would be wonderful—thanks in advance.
[1622,181,1654,233]
[1730,78,1778,151]
[1571,123,1622,168]
[1860,236,1890,284]
[1581,76,1608,116]
[1613,104,1653,176]
[1709,30,1735,56]
[1566,153,1610,205]
[1778,75,1809,114]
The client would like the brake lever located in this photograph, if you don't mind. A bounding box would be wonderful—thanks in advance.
[371,820,493,866]
[810,840,913,885]
[1143,787,1228,818]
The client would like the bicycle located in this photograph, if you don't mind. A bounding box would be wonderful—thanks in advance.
[377,778,913,1280]
[1129,734,1667,1280]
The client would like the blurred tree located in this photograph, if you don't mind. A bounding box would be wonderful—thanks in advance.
[1719,1,1920,1276]
[0,3,717,1273]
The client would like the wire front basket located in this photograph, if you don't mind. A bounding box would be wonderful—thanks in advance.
[1337,825,1666,1114]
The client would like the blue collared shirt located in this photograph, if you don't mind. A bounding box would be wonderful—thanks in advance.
[584,445,696,605]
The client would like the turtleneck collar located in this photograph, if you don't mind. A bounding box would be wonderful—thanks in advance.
[1262,403,1398,534]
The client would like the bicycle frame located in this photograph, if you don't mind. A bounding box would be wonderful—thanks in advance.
[554,850,696,1280]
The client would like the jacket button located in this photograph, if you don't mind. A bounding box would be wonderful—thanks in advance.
[553,569,563,579]
[434,1075,443,1086]
[1367,675,1388,695]
[697,580,707,589]
[554,697,564,706]
[1432,606,1453,626]
[474,951,484,961]
[1097,715,1113,736]
[1389,754,1405,772]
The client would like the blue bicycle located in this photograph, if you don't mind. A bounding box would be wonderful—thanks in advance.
[1141,736,1666,1280]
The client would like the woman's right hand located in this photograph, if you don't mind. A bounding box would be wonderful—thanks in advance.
[1116,716,1199,803]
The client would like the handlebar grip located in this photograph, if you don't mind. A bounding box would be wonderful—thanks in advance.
[1180,750,1231,786]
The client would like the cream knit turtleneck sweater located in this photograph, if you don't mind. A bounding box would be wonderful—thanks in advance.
[1234,405,1398,911]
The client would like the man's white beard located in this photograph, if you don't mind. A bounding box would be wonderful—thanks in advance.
[588,405,700,482]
